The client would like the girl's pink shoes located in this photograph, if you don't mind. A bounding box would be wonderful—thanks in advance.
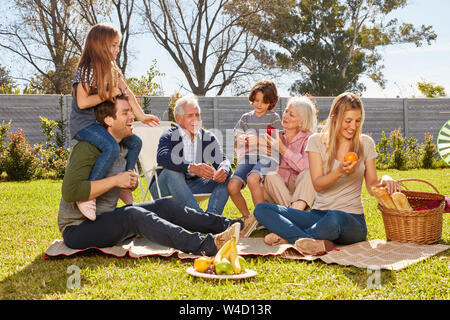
[119,188,134,205]
[76,199,96,221]
[76,189,132,222]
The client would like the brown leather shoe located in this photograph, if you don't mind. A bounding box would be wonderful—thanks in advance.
[214,222,240,251]
[294,238,334,256]
[240,214,258,238]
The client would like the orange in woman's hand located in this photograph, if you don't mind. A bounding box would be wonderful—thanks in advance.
[344,152,358,163]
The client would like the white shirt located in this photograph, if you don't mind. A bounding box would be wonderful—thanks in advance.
[177,124,231,179]
[178,125,201,177]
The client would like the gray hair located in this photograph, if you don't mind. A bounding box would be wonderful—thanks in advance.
[173,94,201,119]
[286,96,317,132]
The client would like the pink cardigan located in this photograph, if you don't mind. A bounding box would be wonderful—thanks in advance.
[277,130,312,186]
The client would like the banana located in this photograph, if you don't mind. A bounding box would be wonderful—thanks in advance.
[213,238,233,266]
[229,236,241,274]
[223,238,233,262]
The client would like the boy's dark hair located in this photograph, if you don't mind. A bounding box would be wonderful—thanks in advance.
[95,94,129,128]
[248,80,279,110]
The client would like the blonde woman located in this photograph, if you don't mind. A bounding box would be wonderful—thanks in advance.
[254,92,400,255]
[263,96,317,213]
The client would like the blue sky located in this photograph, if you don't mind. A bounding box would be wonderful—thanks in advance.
[2,0,449,98]
[126,0,450,98]
[359,0,450,98]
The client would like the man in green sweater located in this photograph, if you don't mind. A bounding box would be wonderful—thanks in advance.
[58,94,244,255]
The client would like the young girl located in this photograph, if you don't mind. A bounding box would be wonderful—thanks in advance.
[228,80,282,236]
[70,23,159,221]
[254,92,400,255]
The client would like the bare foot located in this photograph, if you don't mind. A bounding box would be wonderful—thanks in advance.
[264,233,289,246]
[290,200,307,211]
[294,238,334,256]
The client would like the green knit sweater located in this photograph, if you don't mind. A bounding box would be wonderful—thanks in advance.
[57,141,127,233]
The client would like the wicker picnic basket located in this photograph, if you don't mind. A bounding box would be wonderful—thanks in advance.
[378,178,446,244]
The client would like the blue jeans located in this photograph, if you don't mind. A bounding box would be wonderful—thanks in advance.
[253,202,367,245]
[75,123,142,180]
[63,199,241,256]
[149,169,230,215]
[232,155,278,186]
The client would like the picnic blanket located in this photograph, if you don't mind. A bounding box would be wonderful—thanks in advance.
[44,237,449,271]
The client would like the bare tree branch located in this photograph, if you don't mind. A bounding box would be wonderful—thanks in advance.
[0,0,85,93]
[74,0,137,75]
[140,0,263,95]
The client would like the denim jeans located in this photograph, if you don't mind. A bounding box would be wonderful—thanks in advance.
[232,155,278,186]
[149,169,230,215]
[74,123,142,180]
[63,199,240,255]
[253,202,367,245]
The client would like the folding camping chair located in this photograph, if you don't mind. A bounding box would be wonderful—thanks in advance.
[133,121,211,203]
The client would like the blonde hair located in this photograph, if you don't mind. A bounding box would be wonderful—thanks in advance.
[74,23,122,101]
[286,96,317,132]
[320,92,365,173]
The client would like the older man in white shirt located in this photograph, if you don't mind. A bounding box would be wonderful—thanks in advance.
[150,95,231,216]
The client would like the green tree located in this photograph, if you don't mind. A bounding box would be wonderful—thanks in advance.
[127,60,165,97]
[0,65,15,87]
[0,65,18,93]
[227,0,436,96]
[417,81,446,98]
[127,60,165,113]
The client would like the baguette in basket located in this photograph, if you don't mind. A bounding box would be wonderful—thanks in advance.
[391,192,413,211]
[376,178,445,244]
[371,186,397,209]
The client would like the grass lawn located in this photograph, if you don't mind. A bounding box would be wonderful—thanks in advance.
[0,169,449,300]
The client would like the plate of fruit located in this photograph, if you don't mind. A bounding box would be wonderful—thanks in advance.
[186,236,257,280]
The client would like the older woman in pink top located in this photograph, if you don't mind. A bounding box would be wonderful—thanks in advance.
[262,96,317,213]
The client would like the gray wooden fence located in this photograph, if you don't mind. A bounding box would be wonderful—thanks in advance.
[1,94,449,158]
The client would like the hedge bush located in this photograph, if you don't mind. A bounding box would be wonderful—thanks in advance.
[0,118,69,181]
[375,128,447,170]
[0,129,37,180]
[0,121,448,181]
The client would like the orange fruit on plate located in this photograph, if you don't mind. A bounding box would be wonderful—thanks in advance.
[193,256,212,273]
[344,152,358,163]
